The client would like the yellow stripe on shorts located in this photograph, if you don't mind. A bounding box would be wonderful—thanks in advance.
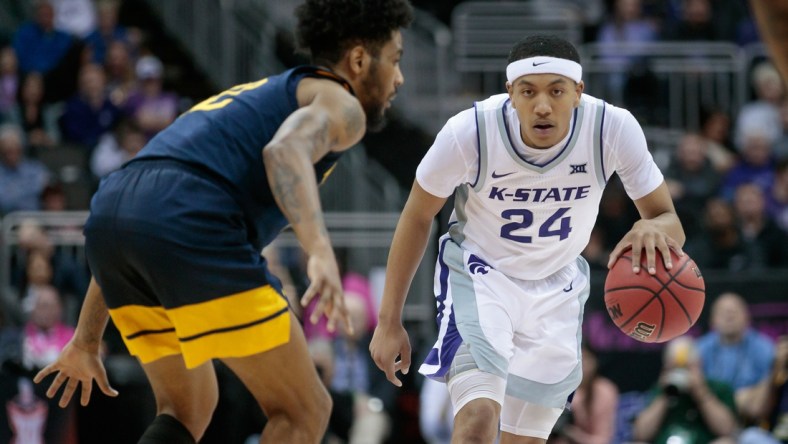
[109,286,291,369]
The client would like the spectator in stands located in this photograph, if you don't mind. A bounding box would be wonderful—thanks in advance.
[697,292,776,424]
[11,1,74,78]
[732,182,788,268]
[4,377,48,444]
[328,272,393,444]
[13,0,84,104]
[661,0,720,41]
[0,285,75,444]
[738,335,788,444]
[595,0,659,105]
[84,0,137,65]
[632,336,738,444]
[735,61,784,151]
[124,55,178,140]
[768,159,788,231]
[59,63,122,150]
[40,181,68,212]
[0,124,50,216]
[597,0,659,52]
[6,72,61,150]
[774,99,788,161]
[665,133,722,237]
[49,0,97,39]
[104,39,137,108]
[0,46,19,120]
[721,125,777,201]
[90,118,145,178]
[685,198,752,271]
[551,342,619,444]
[11,220,89,323]
[699,107,736,173]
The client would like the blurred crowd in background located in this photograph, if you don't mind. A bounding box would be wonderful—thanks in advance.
[1,0,788,443]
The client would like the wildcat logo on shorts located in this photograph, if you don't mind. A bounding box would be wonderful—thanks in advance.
[629,321,656,341]
[467,254,491,275]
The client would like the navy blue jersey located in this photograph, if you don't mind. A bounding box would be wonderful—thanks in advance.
[131,65,351,248]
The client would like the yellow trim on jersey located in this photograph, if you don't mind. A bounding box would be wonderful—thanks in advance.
[108,305,181,364]
[109,285,291,368]
[187,78,269,113]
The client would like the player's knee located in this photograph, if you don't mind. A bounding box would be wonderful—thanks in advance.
[460,399,499,425]
[306,383,332,430]
[452,398,500,443]
[268,382,331,438]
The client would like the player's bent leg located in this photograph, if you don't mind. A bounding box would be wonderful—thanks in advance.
[139,354,219,443]
[220,311,332,444]
[448,369,505,444]
[499,396,565,444]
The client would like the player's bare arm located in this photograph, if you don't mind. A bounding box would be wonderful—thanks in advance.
[608,181,685,274]
[33,277,118,407]
[752,0,788,82]
[370,180,447,387]
[263,80,365,333]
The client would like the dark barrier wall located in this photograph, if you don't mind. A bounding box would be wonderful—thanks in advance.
[585,270,788,392]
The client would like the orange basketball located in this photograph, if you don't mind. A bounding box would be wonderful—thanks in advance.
[604,249,705,343]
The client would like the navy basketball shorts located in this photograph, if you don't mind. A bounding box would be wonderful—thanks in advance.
[84,159,290,368]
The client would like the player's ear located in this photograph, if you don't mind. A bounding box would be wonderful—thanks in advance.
[347,45,369,76]
[506,81,515,104]
[574,80,585,106]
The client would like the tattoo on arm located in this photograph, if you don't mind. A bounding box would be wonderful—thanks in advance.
[271,163,304,224]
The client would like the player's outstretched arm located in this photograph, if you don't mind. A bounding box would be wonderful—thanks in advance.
[263,79,365,334]
[752,0,788,82]
[33,277,118,407]
[370,181,447,387]
[608,181,685,274]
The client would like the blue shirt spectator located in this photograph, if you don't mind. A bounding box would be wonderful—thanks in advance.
[83,0,132,64]
[698,329,775,390]
[59,63,121,149]
[0,124,50,215]
[697,292,776,423]
[11,1,73,75]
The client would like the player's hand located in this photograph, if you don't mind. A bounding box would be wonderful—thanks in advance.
[33,340,118,408]
[300,250,353,335]
[369,320,412,387]
[608,219,683,274]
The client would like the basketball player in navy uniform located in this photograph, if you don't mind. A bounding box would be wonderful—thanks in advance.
[752,0,788,82]
[370,35,685,443]
[33,1,413,443]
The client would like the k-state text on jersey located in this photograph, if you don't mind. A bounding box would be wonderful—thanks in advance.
[487,185,591,202]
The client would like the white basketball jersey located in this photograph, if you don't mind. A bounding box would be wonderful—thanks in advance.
[448,93,612,281]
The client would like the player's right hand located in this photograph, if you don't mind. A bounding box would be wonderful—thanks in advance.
[369,321,412,387]
[300,250,353,335]
[33,340,118,408]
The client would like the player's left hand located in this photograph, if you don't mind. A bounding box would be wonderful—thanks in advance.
[608,219,683,275]
[300,249,354,335]
[33,340,118,408]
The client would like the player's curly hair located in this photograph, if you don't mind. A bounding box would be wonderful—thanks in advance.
[295,0,413,64]
[508,34,581,64]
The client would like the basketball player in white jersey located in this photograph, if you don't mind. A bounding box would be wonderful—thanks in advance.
[370,35,686,443]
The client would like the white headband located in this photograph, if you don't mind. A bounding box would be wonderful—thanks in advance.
[506,56,582,84]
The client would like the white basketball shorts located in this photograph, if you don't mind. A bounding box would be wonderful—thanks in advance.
[419,234,590,410]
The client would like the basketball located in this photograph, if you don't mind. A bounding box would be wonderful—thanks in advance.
[604,249,705,343]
